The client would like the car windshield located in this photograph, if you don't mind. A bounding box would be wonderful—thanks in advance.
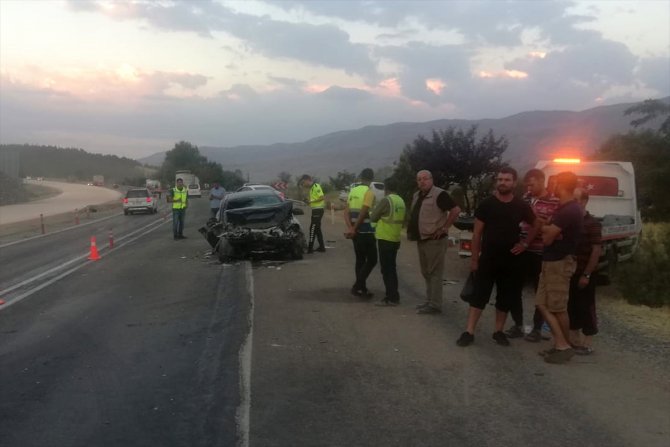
[126,190,149,198]
[227,194,282,210]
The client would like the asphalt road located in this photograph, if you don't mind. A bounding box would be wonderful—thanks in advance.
[0,180,122,225]
[1,199,668,447]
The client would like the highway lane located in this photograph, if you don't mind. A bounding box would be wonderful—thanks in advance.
[1,198,250,446]
[0,198,173,308]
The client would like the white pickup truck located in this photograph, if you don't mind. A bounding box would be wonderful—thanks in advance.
[456,159,642,276]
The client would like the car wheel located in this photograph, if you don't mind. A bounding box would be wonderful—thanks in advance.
[124,210,129,215]
[289,234,306,260]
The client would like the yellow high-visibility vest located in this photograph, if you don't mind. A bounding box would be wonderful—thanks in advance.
[309,183,325,209]
[347,184,374,233]
[375,194,406,242]
[171,187,188,210]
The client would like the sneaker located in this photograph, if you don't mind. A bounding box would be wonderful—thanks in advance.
[415,302,430,310]
[524,329,542,343]
[307,248,314,254]
[544,348,575,364]
[492,331,510,346]
[573,346,594,356]
[504,325,524,339]
[316,247,326,252]
[416,306,441,315]
[456,332,474,347]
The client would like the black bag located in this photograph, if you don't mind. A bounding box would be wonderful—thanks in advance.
[460,272,476,303]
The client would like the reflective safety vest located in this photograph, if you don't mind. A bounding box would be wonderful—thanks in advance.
[309,183,325,209]
[375,194,406,242]
[347,184,375,233]
[171,187,188,210]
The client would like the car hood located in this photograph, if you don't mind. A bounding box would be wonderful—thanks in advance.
[224,201,293,229]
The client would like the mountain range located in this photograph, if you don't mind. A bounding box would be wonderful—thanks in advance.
[139,98,667,182]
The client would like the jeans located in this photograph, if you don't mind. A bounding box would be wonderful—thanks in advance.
[173,209,185,237]
[352,233,377,292]
[378,239,400,302]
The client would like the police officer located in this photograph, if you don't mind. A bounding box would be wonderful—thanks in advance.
[370,178,406,306]
[167,178,188,240]
[300,174,326,253]
[344,168,377,298]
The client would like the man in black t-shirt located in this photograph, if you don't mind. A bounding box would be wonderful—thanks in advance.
[456,167,540,347]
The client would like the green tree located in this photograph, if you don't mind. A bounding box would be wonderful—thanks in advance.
[390,126,507,212]
[625,99,670,137]
[329,170,357,190]
[594,98,670,221]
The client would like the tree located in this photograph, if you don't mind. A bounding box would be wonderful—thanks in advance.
[593,99,670,221]
[329,170,357,190]
[390,126,508,212]
[625,99,670,137]
[594,130,670,220]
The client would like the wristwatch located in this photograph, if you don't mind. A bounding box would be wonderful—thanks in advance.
[583,273,591,279]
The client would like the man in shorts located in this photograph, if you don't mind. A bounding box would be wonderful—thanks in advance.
[456,167,539,347]
[536,171,583,364]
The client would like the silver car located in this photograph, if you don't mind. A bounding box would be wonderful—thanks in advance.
[123,188,158,215]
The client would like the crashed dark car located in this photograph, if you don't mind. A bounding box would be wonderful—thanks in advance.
[199,190,306,262]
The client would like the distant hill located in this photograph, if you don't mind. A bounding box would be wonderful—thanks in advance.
[0,145,153,185]
[141,98,668,182]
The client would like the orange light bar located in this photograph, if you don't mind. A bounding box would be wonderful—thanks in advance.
[553,158,581,164]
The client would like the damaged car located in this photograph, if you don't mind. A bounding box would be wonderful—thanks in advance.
[199,189,306,262]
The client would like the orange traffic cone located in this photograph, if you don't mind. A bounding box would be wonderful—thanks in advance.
[88,236,101,261]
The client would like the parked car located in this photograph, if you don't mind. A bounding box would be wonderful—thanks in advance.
[338,182,385,203]
[123,188,158,215]
[199,190,305,262]
[236,183,286,200]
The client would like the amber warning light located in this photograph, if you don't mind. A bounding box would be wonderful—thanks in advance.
[553,158,581,164]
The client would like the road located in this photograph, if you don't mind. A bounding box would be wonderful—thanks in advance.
[0,180,122,225]
[1,198,668,447]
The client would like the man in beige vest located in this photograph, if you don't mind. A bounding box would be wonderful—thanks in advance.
[407,170,461,314]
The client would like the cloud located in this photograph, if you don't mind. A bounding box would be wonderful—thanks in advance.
[637,57,670,94]
[318,86,373,102]
[66,0,377,78]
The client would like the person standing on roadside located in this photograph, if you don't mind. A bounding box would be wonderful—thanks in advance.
[209,181,226,219]
[407,170,460,315]
[167,178,188,240]
[507,169,560,340]
[456,167,539,347]
[568,187,602,355]
[344,168,377,298]
[536,171,583,364]
[300,174,326,253]
[370,178,406,306]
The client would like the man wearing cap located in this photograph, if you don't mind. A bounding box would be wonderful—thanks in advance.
[300,174,326,253]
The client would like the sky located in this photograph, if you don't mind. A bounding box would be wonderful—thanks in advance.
[1,0,669,159]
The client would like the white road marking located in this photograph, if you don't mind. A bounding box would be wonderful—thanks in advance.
[0,218,169,310]
[236,261,255,447]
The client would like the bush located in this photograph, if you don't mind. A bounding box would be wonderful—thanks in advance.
[616,222,670,307]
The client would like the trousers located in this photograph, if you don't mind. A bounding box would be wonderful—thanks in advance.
[352,233,377,292]
[309,208,325,250]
